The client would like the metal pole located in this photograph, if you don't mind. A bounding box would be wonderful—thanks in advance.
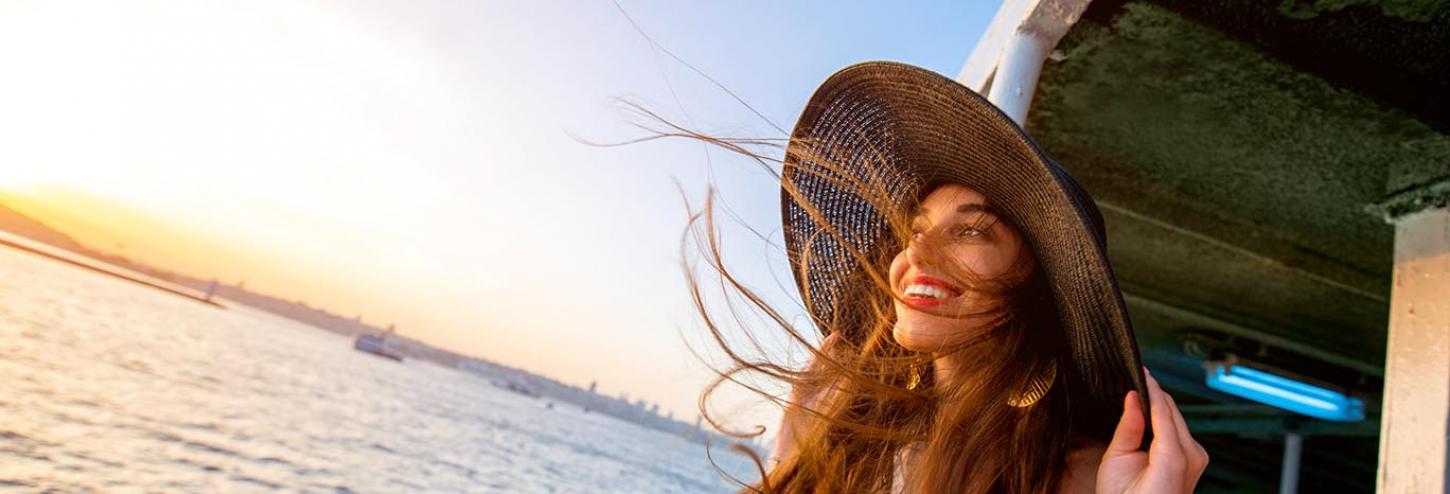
[986,29,1052,125]
[958,0,1090,124]
[1280,431,1302,494]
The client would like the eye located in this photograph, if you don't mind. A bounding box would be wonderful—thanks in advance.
[953,224,986,239]
[908,218,928,238]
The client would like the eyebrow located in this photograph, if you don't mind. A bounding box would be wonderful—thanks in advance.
[913,203,997,217]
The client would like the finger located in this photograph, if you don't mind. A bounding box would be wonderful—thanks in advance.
[808,332,841,371]
[1160,387,1186,448]
[1103,390,1145,457]
[1165,390,1210,474]
[822,331,841,352]
[1163,391,1196,459]
[1144,369,1185,464]
[1161,391,1207,493]
[1161,392,1207,492]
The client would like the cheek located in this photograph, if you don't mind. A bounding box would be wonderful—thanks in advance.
[967,249,1013,279]
[937,245,1013,281]
[984,233,1029,277]
[888,250,908,285]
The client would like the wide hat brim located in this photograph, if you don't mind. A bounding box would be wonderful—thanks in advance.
[780,60,1151,446]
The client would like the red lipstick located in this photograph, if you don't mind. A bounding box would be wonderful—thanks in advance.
[900,274,963,309]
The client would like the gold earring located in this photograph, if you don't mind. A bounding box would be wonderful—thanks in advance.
[906,362,925,390]
[1007,361,1057,407]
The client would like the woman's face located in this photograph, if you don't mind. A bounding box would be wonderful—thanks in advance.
[889,183,1033,353]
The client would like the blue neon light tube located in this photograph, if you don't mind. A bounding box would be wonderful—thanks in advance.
[1204,362,1364,422]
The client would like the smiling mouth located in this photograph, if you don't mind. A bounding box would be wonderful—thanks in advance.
[900,275,962,308]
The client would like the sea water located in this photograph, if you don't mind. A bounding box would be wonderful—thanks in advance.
[0,246,753,493]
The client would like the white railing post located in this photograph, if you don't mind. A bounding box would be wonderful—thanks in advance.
[957,0,1092,125]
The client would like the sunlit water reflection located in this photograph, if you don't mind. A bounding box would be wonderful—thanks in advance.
[0,246,752,493]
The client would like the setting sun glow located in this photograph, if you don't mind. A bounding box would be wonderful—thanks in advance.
[0,0,993,423]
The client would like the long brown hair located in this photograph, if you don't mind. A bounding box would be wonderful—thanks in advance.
[615,101,1086,493]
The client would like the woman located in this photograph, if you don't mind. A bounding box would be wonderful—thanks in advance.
[679,61,1207,493]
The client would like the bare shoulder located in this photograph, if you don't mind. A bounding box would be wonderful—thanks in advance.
[1058,438,1108,494]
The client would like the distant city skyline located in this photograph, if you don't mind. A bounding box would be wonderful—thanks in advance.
[0,0,999,424]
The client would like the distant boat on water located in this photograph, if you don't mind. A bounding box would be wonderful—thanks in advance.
[491,379,539,398]
[354,331,404,362]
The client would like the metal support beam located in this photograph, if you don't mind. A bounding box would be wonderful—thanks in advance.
[1181,415,1380,438]
[989,30,1052,124]
[1123,291,1383,377]
[1101,200,1389,302]
[1280,431,1302,494]
[1376,206,1450,493]
[958,0,1091,124]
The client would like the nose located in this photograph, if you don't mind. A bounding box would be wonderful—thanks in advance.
[906,232,930,267]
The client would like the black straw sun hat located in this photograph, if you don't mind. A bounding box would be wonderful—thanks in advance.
[780,60,1151,446]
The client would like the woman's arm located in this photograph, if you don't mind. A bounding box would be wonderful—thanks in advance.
[771,332,841,465]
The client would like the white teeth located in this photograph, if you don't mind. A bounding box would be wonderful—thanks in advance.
[904,284,951,300]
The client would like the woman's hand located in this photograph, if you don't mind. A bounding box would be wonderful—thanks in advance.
[1095,367,1209,494]
[771,332,842,463]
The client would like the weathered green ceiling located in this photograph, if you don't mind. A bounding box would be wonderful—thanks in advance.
[1027,1,1450,491]
[1144,0,1450,135]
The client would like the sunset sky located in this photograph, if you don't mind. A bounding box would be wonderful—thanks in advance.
[0,1,996,423]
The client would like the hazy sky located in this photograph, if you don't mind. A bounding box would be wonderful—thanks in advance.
[0,1,997,423]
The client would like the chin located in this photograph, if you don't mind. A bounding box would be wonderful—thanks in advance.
[893,303,996,353]
[892,308,951,353]
[892,330,941,353]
